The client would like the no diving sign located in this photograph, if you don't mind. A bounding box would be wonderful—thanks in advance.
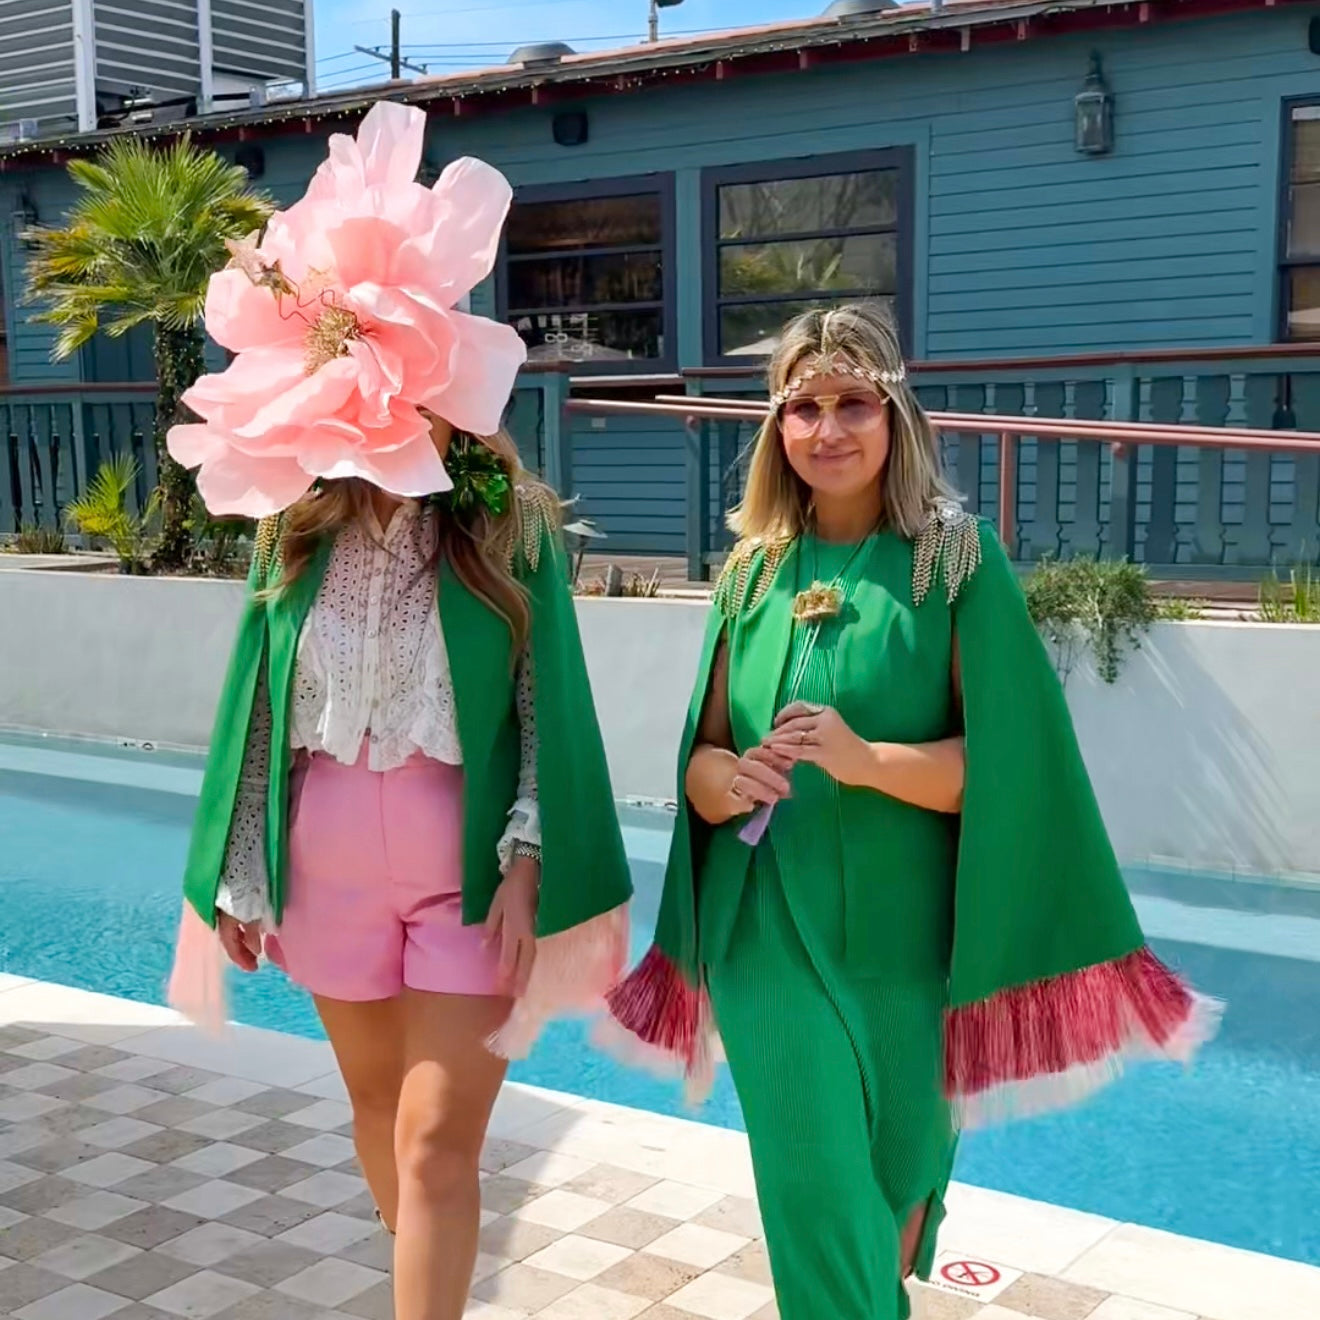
[942,1261,1000,1288]
[929,1251,1019,1302]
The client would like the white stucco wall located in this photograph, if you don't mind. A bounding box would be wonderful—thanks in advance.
[2,570,1317,879]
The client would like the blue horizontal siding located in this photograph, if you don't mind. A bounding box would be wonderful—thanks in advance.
[2,173,83,384]
[569,415,686,551]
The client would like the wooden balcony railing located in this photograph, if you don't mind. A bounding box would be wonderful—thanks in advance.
[656,346,1320,579]
[566,390,1320,580]
[7,345,1320,581]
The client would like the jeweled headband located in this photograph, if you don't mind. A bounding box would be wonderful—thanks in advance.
[769,354,906,412]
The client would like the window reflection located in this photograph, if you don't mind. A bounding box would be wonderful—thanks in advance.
[504,190,667,365]
[711,164,903,360]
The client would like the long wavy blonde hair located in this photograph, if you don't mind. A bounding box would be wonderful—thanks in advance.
[272,428,547,653]
[729,302,956,543]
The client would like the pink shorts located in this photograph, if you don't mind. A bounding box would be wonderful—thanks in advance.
[267,749,502,1002]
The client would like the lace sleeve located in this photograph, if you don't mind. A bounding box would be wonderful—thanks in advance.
[497,643,541,873]
[215,665,273,925]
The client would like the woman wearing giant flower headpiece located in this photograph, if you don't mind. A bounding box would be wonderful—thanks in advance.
[167,101,631,1319]
[602,303,1218,1320]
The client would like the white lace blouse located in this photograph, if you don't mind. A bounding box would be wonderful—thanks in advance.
[215,501,540,925]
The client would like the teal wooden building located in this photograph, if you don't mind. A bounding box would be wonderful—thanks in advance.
[3,0,1320,572]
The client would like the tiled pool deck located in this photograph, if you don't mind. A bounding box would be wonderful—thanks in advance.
[0,977,1312,1320]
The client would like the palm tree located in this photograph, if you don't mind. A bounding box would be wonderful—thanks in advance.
[24,135,272,569]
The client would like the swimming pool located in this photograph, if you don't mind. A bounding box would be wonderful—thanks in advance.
[2,732,1317,1267]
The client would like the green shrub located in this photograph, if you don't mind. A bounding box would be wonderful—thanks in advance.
[1024,557,1159,684]
[12,524,68,555]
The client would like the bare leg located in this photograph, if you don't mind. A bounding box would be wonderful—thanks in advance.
[314,996,405,1232]
[393,989,510,1320]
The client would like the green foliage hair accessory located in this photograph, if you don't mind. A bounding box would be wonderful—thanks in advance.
[441,435,513,520]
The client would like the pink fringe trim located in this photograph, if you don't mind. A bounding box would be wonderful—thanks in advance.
[486,904,630,1060]
[596,945,717,1104]
[945,946,1223,1129]
[167,903,230,1036]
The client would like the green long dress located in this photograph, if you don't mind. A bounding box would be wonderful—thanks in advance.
[702,533,956,1320]
[604,511,1214,1320]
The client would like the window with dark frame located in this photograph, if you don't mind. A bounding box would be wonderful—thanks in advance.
[705,150,912,363]
[500,177,673,370]
[1282,101,1320,341]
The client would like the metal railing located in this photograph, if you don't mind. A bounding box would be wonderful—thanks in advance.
[8,344,1320,580]
[564,392,1320,581]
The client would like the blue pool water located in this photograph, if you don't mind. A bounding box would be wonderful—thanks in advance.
[1,732,1317,1267]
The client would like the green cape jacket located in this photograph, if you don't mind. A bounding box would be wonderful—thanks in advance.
[603,509,1218,1126]
[181,491,633,943]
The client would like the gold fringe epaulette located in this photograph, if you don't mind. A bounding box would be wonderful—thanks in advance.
[254,514,283,582]
[503,482,563,574]
[913,500,982,606]
[713,537,790,618]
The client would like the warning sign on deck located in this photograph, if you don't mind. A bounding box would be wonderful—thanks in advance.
[928,1251,1019,1302]
[940,1260,1001,1288]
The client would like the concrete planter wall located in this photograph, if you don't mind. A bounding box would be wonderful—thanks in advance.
[2,569,1317,880]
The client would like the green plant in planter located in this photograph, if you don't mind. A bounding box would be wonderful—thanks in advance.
[1259,561,1320,623]
[12,524,68,555]
[1024,556,1159,685]
[65,454,160,574]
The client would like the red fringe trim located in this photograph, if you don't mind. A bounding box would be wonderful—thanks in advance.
[604,945,706,1072]
[945,946,1221,1127]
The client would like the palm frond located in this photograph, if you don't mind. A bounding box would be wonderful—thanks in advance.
[24,133,275,350]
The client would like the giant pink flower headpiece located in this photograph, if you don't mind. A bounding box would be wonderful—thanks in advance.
[168,100,528,518]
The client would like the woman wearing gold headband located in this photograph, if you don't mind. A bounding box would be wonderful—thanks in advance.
[603,303,1214,1319]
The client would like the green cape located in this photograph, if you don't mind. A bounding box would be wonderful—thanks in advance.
[181,490,632,941]
[605,511,1217,1126]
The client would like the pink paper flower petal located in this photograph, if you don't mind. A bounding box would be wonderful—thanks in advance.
[327,216,408,292]
[183,348,307,427]
[350,284,457,397]
[195,447,315,519]
[232,356,359,438]
[166,422,226,468]
[187,102,522,519]
[421,311,527,436]
[394,157,513,303]
[331,432,453,497]
[204,270,304,354]
[356,99,426,191]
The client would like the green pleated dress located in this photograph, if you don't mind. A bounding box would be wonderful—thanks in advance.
[702,533,958,1320]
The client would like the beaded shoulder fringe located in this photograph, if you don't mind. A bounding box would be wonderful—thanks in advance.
[712,537,790,619]
[714,501,982,617]
[503,481,562,575]
[253,514,283,583]
[913,501,982,607]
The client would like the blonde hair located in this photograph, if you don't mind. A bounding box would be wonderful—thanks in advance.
[729,302,955,543]
[273,428,546,654]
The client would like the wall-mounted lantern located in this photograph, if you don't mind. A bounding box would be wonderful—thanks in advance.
[1075,53,1114,156]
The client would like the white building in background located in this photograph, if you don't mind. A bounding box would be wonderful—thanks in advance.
[1,0,315,140]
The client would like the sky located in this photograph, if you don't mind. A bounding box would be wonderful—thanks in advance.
[312,0,849,93]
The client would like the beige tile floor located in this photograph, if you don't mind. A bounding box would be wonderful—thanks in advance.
[0,976,1313,1320]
